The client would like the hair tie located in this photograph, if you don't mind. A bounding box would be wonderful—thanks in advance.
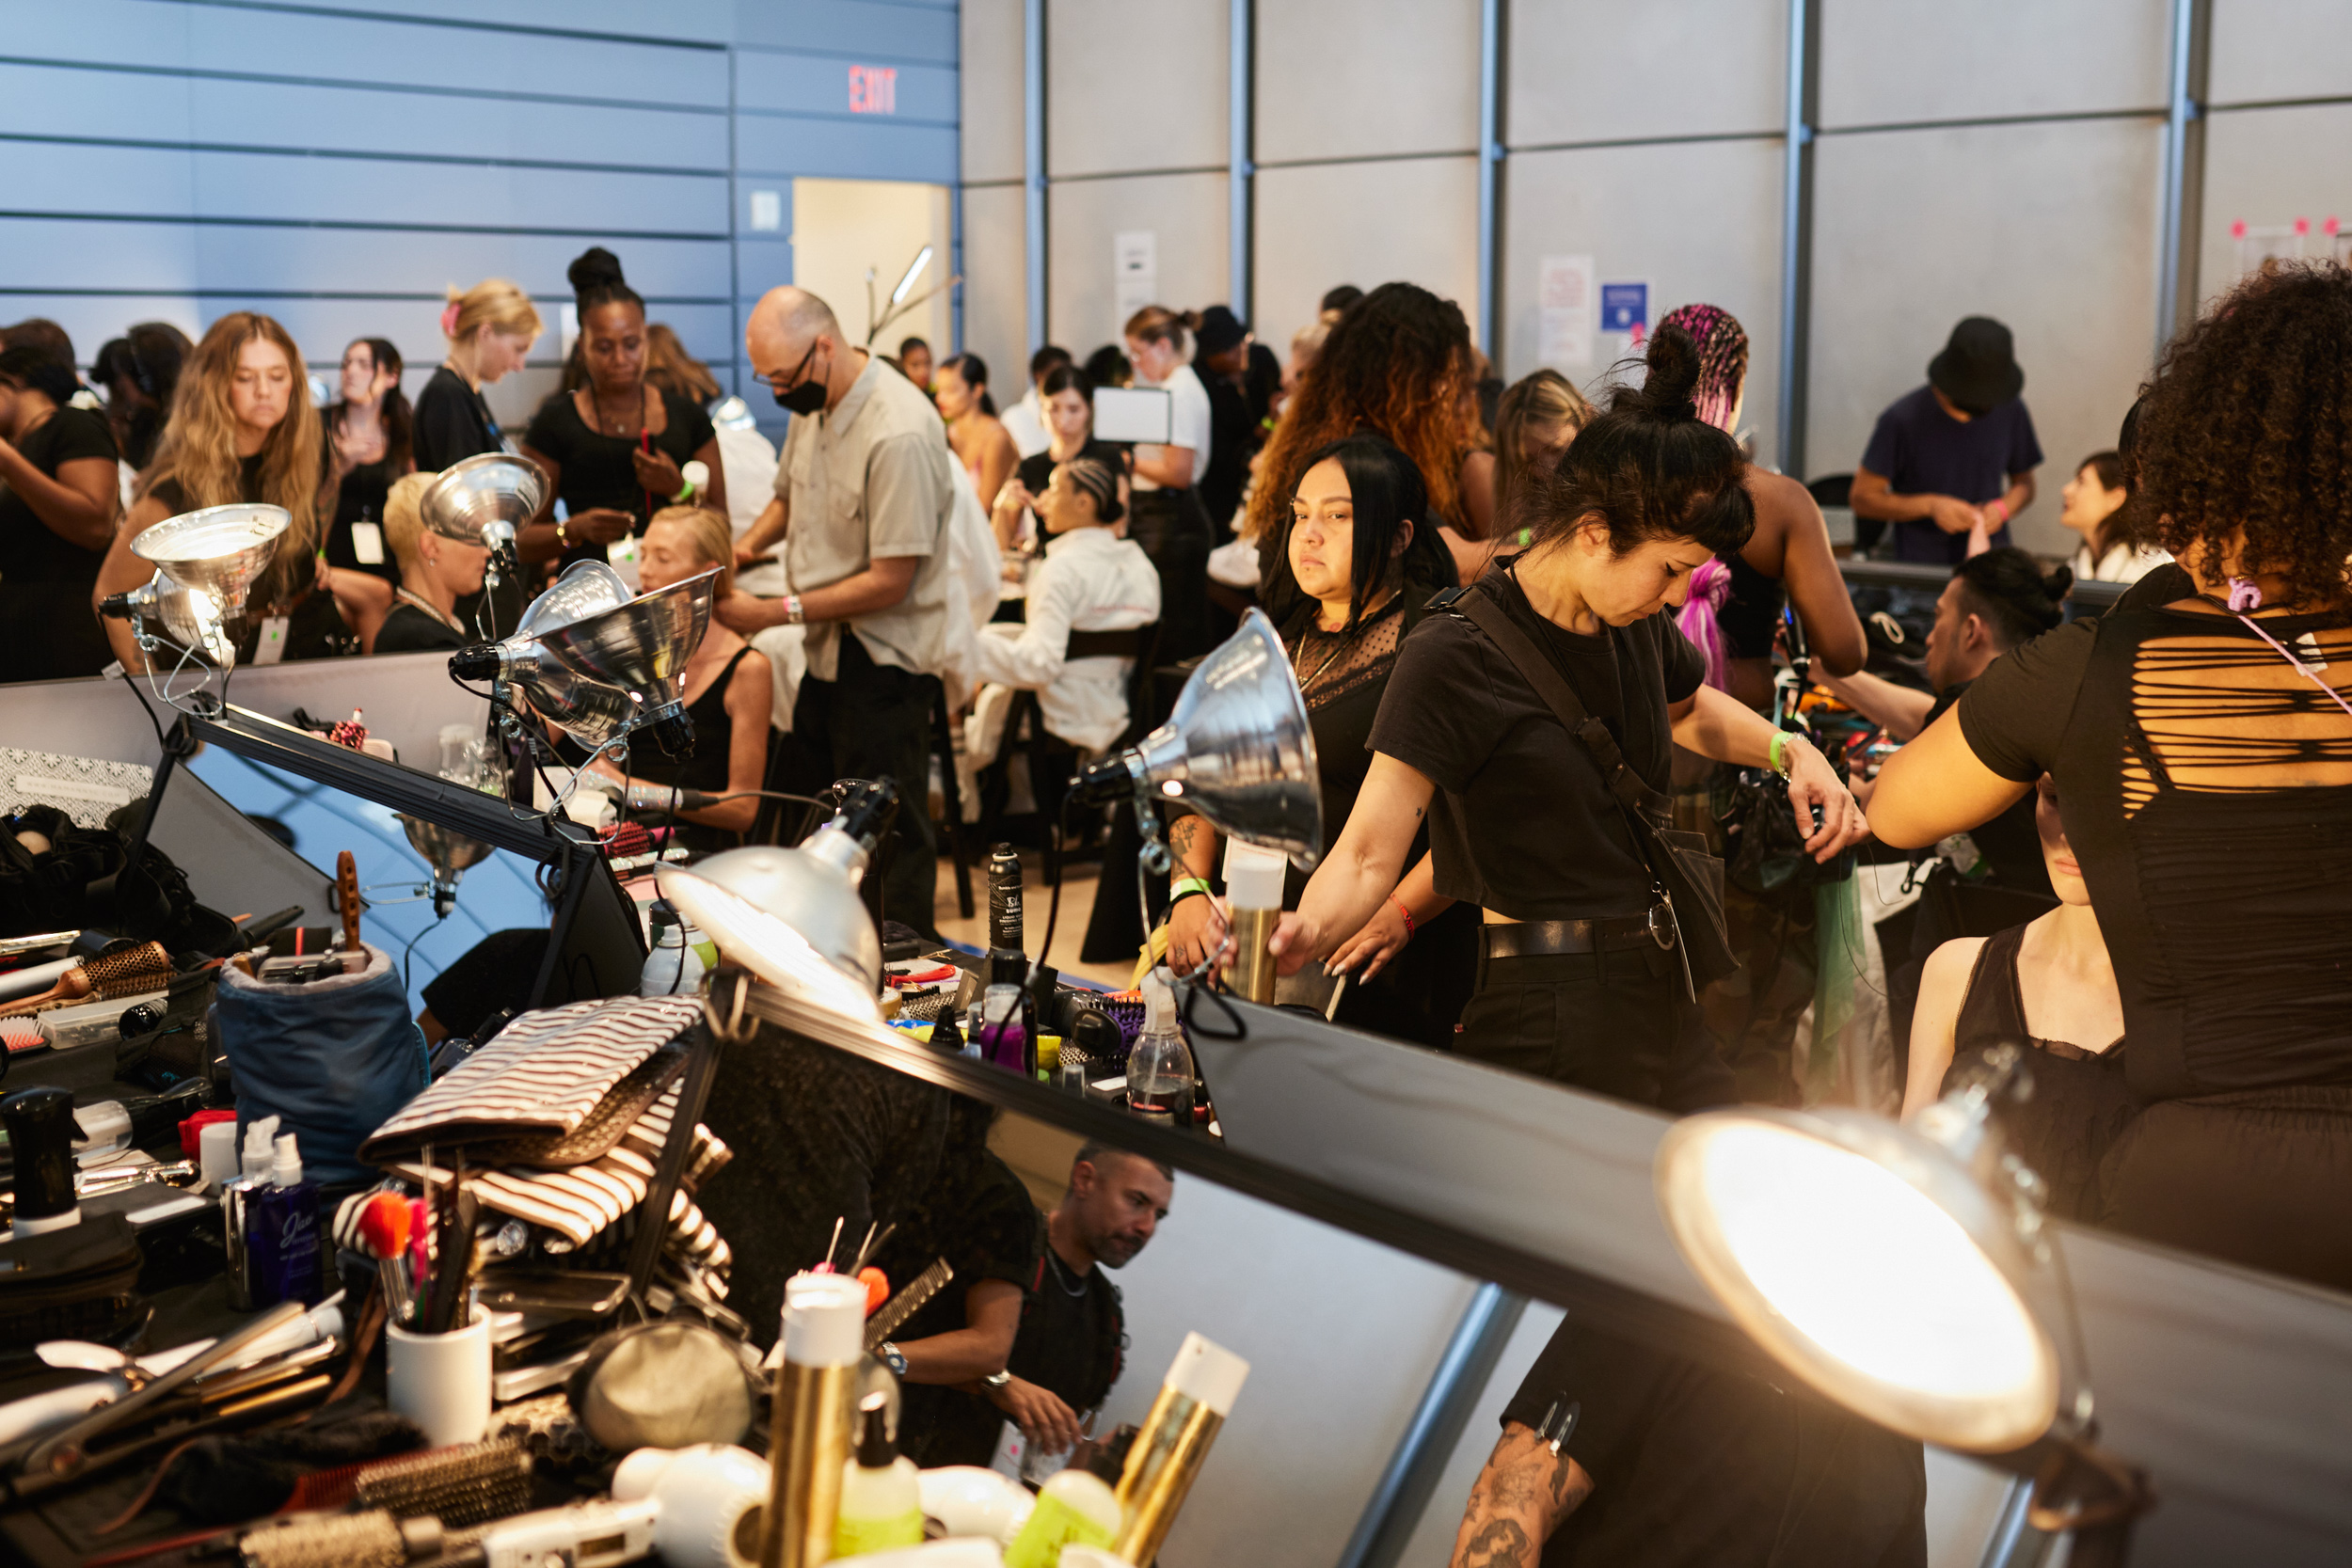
[2227,577,2263,612]
[439,300,463,339]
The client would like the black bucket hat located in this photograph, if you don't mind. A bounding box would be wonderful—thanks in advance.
[1928,316,2024,416]
[1195,305,1248,358]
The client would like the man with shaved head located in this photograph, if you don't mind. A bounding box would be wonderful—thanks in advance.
[723,286,958,929]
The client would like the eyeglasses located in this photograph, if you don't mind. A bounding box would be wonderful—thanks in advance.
[761,340,822,397]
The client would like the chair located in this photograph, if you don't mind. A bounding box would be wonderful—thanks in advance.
[973,623,1160,853]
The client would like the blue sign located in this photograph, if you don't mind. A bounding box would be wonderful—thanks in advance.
[1598,282,1649,334]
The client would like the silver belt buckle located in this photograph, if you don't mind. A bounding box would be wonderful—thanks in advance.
[1648,901,1677,950]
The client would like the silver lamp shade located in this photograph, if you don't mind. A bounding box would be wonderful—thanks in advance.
[1076,608,1323,869]
[420,452,546,559]
[128,504,291,628]
[655,781,898,1013]
[107,571,239,667]
[398,815,495,918]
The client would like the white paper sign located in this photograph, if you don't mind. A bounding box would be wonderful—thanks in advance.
[1538,254,1596,367]
[1114,230,1159,324]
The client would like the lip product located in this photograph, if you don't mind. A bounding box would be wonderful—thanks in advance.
[1112,1333,1249,1565]
[762,1271,867,1568]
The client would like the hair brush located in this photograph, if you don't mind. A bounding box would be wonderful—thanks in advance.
[0,942,170,1019]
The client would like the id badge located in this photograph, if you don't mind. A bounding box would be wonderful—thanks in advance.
[348,521,386,564]
[253,615,291,666]
[987,1418,1028,1481]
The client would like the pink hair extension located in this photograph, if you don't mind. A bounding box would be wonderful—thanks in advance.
[1677,557,1736,692]
[1657,304,1750,434]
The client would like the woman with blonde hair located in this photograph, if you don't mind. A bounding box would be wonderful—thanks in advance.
[414,278,541,471]
[94,311,365,670]
[579,504,771,851]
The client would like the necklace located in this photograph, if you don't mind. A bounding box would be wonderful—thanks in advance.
[395,587,463,633]
[585,383,644,438]
[1293,588,1399,695]
[1042,1243,1091,1298]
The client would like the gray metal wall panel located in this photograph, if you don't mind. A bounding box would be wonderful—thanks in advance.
[1251,158,1481,370]
[959,0,1027,183]
[1502,137,1787,464]
[1818,0,2169,128]
[1253,0,1479,165]
[958,182,1029,389]
[1045,0,1228,178]
[731,0,959,63]
[1045,170,1230,356]
[735,52,958,121]
[1810,118,2164,548]
[2197,102,2352,311]
[2209,0,2352,103]
[1507,0,1787,146]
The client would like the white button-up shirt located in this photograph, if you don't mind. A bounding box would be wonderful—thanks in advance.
[971,526,1161,752]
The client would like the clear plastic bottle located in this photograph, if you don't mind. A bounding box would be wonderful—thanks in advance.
[1125,970,1192,1127]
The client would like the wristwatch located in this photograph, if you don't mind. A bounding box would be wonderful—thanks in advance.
[554,515,572,548]
[880,1341,908,1378]
[982,1370,1012,1390]
[784,594,805,626]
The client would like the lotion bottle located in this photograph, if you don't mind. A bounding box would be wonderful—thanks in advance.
[832,1390,924,1557]
[1005,1442,1126,1568]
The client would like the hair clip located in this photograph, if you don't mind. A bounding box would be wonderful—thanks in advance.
[2227,577,2263,613]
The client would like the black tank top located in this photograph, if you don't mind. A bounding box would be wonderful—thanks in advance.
[631,645,755,853]
[1714,547,1784,660]
[1943,923,2137,1223]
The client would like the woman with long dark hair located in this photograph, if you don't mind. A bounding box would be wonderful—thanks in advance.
[318,337,413,590]
[1264,326,1867,1104]
[521,248,726,570]
[1249,282,1489,603]
[1167,432,1476,1048]
[936,353,1019,542]
[1870,261,2352,1292]
[0,345,119,681]
[90,322,192,478]
[2058,448,2167,583]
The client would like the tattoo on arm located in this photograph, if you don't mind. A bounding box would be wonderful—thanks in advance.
[1461,1518,1534,1568]
[1450,1428,1586,1568]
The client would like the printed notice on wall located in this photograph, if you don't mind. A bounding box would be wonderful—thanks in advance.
[1114,230,1159,324]
[1599,280,1650,361]
[1538,254,1595,367]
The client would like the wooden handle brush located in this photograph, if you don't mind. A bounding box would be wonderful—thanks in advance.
[0,941,171,1019]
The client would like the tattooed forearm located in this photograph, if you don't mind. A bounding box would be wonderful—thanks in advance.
[1461,1518,1534,1568]
[1167,814,1210,870]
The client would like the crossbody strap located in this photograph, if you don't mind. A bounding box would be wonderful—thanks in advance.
[1441,585,1676,826]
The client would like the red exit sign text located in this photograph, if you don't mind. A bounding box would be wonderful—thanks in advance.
[849,65,898,114]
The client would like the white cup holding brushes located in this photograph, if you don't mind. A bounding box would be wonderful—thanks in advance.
[387,1305,492,1446]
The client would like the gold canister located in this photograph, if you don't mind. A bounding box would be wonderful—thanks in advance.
[761,1273,867,1568]
[1111,1332,1250,1564]
[1226,905,1279,1005]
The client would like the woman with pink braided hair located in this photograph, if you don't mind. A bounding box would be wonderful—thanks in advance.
[1656,303,1864,714]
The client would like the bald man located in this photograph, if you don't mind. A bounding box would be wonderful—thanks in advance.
[721,287,958,930]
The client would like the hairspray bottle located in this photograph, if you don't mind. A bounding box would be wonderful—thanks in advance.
[1112,1333,1249,1563]
[761,1272,867,1568]
[1222,841,1287,1005]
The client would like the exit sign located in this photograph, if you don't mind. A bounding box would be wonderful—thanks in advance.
[849,65,898,114]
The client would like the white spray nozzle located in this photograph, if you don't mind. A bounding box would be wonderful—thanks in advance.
[240,1116,280,1181]
[270,1132,303,1187]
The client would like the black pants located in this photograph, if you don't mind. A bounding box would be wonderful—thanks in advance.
[2099,1085,2352,1293]
[787,629,940,936]
[1125,487,1212,664]
[1457,942,1738,1114]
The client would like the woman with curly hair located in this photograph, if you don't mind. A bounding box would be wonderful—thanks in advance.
[1249,282,1488,613]
[94,311,371,670]
[1870,261,2352,1293]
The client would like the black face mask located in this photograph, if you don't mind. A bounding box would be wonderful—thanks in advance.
[771,341,828,415]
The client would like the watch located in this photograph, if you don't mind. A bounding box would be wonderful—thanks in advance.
[784,594,805,626]
[880,1341,908,1378]
[982,1370,1012,1390]
[554,515,572,548]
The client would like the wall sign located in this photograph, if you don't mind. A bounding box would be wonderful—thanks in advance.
[1114,230,1159,324]
[849,65,898,115]
[1598,281,1649,338]
[1538,253,1595,367]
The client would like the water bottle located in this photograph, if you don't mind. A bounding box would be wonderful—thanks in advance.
[639,899,706,996]
[1125,970,1192,1127]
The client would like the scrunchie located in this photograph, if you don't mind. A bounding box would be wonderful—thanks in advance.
[439,299,463,340]
[1677,557,1735,693]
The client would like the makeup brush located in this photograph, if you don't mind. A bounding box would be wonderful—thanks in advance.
[357,1192,416,1329]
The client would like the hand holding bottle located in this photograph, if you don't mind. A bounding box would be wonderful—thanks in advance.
[987,1373,1083,1455]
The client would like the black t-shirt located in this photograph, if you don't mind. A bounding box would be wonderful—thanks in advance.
[146,455,353,664]
[412,366,504,472]
[1371,567,1707,919]
[1920,683,2050,896]
[374,601,468,654]
[1016,439,1125,503]
[1860,387,2042,565]
[524,387,715,568]
[0,405,118,682]
[887,1150,1044,1467]
[1502,1321,1925,1568]
[1008,1237,1124,1432]
[1199,372,1254,539]
[321,416,405,588]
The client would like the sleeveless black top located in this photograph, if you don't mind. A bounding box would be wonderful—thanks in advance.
[631,645,755,854]
[1942,923,2136,1223]
[1715,547,1784,660]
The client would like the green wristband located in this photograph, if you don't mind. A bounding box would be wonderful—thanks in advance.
[1769,731,1791,777]
[1168,877,1213,903]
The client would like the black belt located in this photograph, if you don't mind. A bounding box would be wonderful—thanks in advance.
[1481,909,1674,959]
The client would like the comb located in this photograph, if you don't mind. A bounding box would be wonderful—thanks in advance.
[864,1258,954,1351]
